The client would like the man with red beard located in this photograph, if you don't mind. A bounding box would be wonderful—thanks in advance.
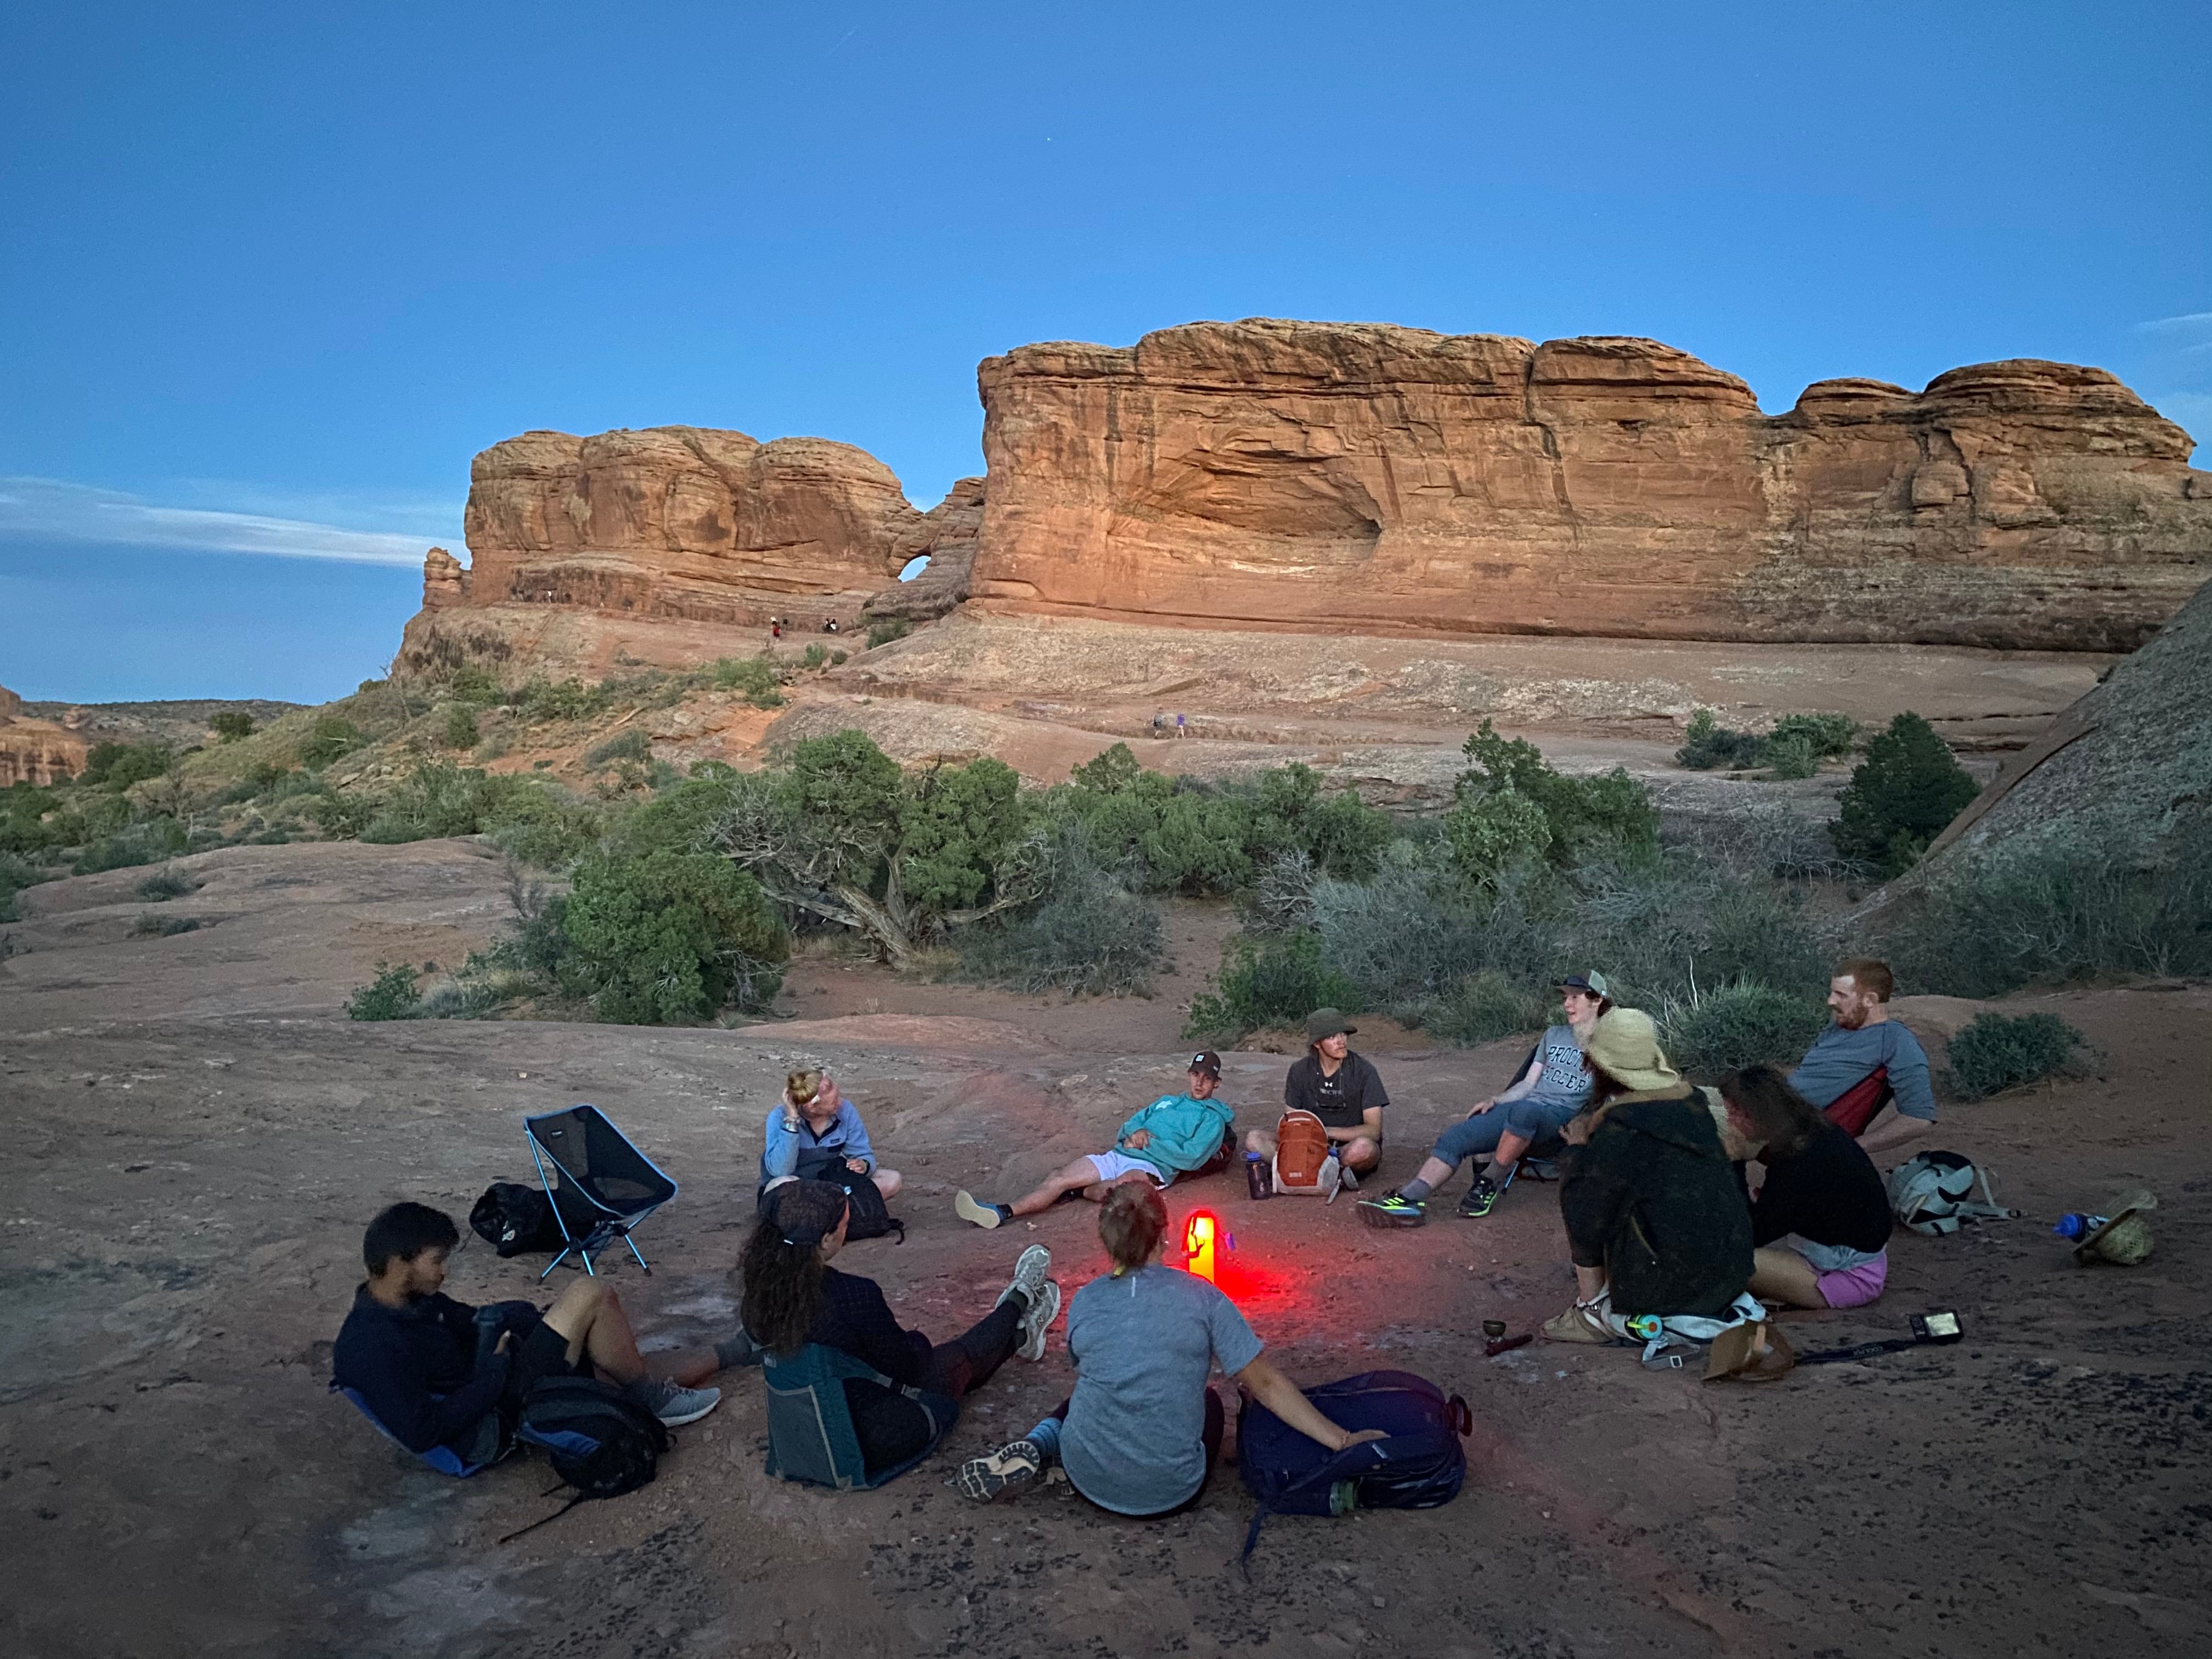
[1787,960,1935,1161]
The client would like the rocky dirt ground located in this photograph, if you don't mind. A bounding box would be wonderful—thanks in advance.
[3,838,2206,1658]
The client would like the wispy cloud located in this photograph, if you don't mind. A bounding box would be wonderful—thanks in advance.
[2138,311,2212,332]
[0,476,454,566]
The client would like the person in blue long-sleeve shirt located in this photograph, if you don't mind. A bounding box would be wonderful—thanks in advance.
[759,1070,903,1204]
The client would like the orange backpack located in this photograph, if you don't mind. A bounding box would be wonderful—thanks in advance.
[1272,1109,1339,1197]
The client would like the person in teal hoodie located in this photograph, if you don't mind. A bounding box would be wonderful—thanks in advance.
[955,1053,1238,1229]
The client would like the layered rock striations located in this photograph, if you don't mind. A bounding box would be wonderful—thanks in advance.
[864,476,987,623]
[968,321,2210,650]
[398,426,925,678]
[0,684,89,787]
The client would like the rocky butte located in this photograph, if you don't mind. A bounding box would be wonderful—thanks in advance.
[0,684,88,787]
[967,320,2210,651]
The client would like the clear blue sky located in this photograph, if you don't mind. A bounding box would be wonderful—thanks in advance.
[3,2,2205,702]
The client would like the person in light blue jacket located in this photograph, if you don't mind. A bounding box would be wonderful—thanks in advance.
[760,1070,902,1204]
[955,1053,1237,1228]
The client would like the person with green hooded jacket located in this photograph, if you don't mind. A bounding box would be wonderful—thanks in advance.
[955,1053,1238,1229]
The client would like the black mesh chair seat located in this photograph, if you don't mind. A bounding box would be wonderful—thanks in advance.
[523,1105,678,1278]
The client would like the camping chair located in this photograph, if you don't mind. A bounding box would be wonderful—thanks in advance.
[760,1344,959,1491]
[330,1383,509,1477]
[523,1105,677,1280]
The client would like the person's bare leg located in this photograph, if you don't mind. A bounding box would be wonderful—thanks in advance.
[541,1278,717,1386]
[1574,1264,1607,1304]
[1007,1157,1111,1218]
[1341,1136,1381,1177]
[872,1167,903,1201]
[1486,1129,1532,1192]
[1408,1154,1454,1192]
[1748,1246,1828,1310]
[1243,1128,1278,1159]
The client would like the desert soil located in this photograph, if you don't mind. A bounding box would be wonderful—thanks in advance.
[3,838,2207,1659]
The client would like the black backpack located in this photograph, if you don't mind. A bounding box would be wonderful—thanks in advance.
[501,1376,668,1541]
[786,1149,904,1243]
[470,1182,598,1258]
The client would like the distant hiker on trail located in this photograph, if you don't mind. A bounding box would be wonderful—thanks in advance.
[332,1202,722,1463]
[761,1069,902,1205]
[1359,972,1611,1227]
[1542,1010,1752,1343]
[955,1182,1383,1511]
[1786,960,1935,1160]
[1244,1009,1387,1185]
[1720,1064,1894,1310]
[742,1180,1060,1484]
[1175,712,1186,737]
[955,1053,1237,1229]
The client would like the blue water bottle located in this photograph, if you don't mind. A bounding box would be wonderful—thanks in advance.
[2052,1212,2109,1241]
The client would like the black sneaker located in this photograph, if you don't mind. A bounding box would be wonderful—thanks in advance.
[1356,1191,1427,1229]
[956,1438,1043,1502]
[1457,1176,1503,1218]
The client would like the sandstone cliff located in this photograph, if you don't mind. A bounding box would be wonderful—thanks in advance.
[968,320,2210,650]
[0,684,89,787]
[863,477,986,623]
[397,426,924,679]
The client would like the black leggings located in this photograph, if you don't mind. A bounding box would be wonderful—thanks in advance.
[924,1297,1024,1397]
[1052,1387,1226,1519]
[849,1298,1024,1475]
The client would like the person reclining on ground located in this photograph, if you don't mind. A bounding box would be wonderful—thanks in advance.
[1243,1008,1387,1185]
[1787,959,1936,1160]
[1542,1009,1753,1344]
[332,1201,723,1463]
[741,1180,1062,1483]
[955,1052,1236,1228]
[1359,972,1611,1226]
[955,1182,1383,1513]
[1718,1064,1894,1310]
[760,1069,902,1205]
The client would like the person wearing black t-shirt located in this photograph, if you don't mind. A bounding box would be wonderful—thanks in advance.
[1242,1008,1389,1181]
[1718,1065,1894,1310]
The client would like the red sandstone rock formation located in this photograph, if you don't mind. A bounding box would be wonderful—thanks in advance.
[968,321,2210,650]
[0,684,89,787]
[398,426,924,679]
[864,477,986,623]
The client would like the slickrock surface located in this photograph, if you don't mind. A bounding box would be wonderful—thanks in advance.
[0,682,88,786]
[969,321,2210,650]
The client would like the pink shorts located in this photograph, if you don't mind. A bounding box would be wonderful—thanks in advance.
[1814,1250,1889,1309]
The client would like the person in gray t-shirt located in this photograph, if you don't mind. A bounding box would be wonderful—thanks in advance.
[1786,960,1935,1162]
[955,1185,1380,1514]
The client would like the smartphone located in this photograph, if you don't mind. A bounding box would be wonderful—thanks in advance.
[1910,1311,1963,1345]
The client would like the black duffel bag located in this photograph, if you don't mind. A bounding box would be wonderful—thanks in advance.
[470,1181,600,1257]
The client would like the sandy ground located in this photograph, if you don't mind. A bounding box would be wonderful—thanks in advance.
[3,840,2208,1659]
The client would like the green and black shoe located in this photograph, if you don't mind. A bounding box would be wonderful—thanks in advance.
[1457,1176,1503,1218]
[1356,1190,1427,1229]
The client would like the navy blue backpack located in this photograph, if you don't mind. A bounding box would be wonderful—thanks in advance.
[1237,1370,1472,1568]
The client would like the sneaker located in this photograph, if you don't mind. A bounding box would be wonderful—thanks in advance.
[997,1244,1052,1312]
[1339,1166,1359,1191]
[1457,1176,1503,1218]
[1356,1191,1427,1229]
[1540,1303,1615,1345]
[1014,1279,1063,1361]
[956,1438,1043,1502]
[637,1379,722,1426]
[955,1190,1007,1229]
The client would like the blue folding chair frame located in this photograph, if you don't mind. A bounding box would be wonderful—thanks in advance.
[524,1104,678,1280]
[331,1382,506,1477]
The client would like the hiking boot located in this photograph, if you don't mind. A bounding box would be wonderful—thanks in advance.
[1014,1279,1063,1362]
[955,1190,1007,1229]
[956,1438,1043,1502]
[1539,1303,1615,1345]
[636,1379,722,1426]
[997,1244,1052,1312]
[1356,1191,1427,1229]
[1457,1176,1503,1218]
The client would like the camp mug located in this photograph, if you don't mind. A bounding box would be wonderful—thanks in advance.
[1482,1319,1506,1339]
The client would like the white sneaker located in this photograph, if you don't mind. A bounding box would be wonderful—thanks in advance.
[955,1190,1005,1229]
[1016,1279,1062,1362]
[997,1244,1052,1311]
[642,1380,721,1426]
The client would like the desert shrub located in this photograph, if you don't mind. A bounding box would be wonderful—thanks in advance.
[957,833,1163,997]
[74,817,190,874]
[439,704,481,751]
[1679,710,1857,778]
[131,912,204,938]
[830,649,848,667]
[709,656,785,708]
[0,849,53,920]
[1559,851,1829,1011]
[866,618,910,650]
[1445,721,1655,884]
[1944,1011,2084,1101]
[511,678,599,721]
[299,716,364,770]
[801,643,829,670]
[445,664,505,706]
[583,728,650,769]
[1676,710,1769,771]
[1310,843,1551,1023]
[306,789,379,838]
[210,711,256,742]
[1184,929,1358,1042]
[1242,850,1319,934]
[347,962,424,1020]
[1427,968,1553,1045]
[80,742,173,791]
[136,868,196,901]
[1,788,66,855]
[1830,712,1978,876]
[1658,981,1829,1078]
[1770,713,1859,760]
[560,848,788,1024]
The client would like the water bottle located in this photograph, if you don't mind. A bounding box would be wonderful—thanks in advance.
[1245,1151,1272,1201]
[2052,1212,2109,1241]
[1328,1480,1359,1516]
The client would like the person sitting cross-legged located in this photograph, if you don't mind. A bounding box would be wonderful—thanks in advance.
[1719,1064,1895,1310]
[1243,1008,1387,1185]
[1359,972,1610,1227]
[332,1201,723,1466]
[955,1183,1383,1514]
[760,1069,902,1205]
[955,1052,1236,1229]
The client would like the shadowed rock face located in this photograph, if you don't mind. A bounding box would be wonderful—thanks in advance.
[863,477,986,623]
[969,320,2210,650]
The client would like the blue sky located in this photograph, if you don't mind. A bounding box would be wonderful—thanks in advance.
[3,1,2206,702]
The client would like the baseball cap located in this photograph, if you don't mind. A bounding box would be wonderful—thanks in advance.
[1557,970,1612,1000]
[1188,1051,1222,1079]
[1304,1008,1357,1041]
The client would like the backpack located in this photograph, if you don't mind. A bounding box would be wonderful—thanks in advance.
[1271,1109,1339,1197]
[778,1149,905,1243]
[469,1182,596,1258]
[1236,1370,1471,1570]
[1823,1066,1893,1137]
[1887,1150,2016,1236]
[501,1376,669,1541]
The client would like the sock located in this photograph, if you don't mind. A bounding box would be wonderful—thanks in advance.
[1398,1177,1434,1204]
[1023,1417,1063,1462]
[624,1375,673,1406]
[997,1285,1032,1314]
[715,1330,764,1370]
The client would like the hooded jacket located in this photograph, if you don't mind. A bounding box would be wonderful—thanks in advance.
[1559,1085,1752,1317]
[1114,1092,1237,1178]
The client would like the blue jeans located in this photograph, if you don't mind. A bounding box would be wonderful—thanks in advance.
[1430,1098,1582,1171]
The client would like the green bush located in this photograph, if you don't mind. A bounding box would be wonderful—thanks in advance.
[74,818,190,874]
[1679,710,1857,780]
[583,728,650,769]
[802,643,829,670]
[1659,981,1829,1078]
[1426,968,1553,1045]
[561,848,789,1024]
[1830,713,1978,877]
[1,786,66,854]
[1444,721,1655,884]
[1184,929,1358,1043]
[131,912,204,938]
[866,618,911,650]
[709,656,785,708]
[445,664,505,706]
[136,868,196,901]
[958,833,1163,997]
[347,962,424,1020]
[830,649,848,667]
[306,789,379,838]
[80,742,173,790]
[300,717,364,769]
[1676,710,1769,771]
[0,849,52,921]
[440,704,481,751]
[210,711,256,742]
[1944,1011,2084,1101]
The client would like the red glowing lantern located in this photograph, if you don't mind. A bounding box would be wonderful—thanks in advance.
[1183,1210,1224,1282]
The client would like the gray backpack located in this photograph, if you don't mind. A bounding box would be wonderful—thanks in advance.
[1887,1151,2015,1235]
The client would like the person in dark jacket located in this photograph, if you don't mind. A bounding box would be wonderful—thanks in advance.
[332,1202,724,1464]
[1719,1064,1894,1309]
[1544,1009,1752,1342]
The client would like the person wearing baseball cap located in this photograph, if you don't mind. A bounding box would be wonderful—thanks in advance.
[1359,972,1612,1228]
[1242,1009,1389,1185]
[956,1053,1237,1228]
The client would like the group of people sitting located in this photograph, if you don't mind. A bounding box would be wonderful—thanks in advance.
[331,957,1929,1506]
